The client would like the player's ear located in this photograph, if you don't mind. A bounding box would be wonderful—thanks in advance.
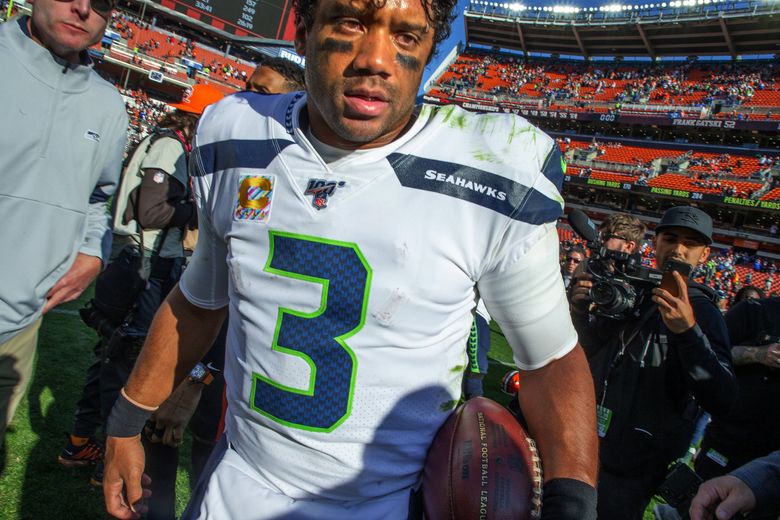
[294,17,308,57]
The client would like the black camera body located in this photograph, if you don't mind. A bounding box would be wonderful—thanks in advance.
[586,246,663,320]
[657,461,703,519]
[567,209,663,320]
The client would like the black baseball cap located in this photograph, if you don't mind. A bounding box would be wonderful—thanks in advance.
[655,206,713,245]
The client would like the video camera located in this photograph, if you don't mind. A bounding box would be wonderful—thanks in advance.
[568,210,663,320]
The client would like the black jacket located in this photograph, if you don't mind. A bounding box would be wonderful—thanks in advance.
[702,297,780,461]
[573,281,737,477]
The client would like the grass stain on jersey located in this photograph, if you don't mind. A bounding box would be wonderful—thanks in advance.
[507,119,538,144]
[441,105,469,130]
[475,115,499,135]
[440,400,459,411]
[450,364,465,373]
[472,149,501,163]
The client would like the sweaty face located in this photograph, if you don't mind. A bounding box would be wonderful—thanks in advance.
[29,0,110,63]
[653,227,710,272]
[246,66,294,94]
[295,0,434,149]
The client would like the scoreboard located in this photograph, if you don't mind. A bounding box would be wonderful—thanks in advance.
[149,0,296,40]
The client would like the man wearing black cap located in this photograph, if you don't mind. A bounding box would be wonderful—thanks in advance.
[570,206,737,519]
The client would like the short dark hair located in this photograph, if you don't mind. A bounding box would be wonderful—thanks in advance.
[733,285,765,304]
[567,244,586,257]
[258,56,306,91]
[293,0,458,60]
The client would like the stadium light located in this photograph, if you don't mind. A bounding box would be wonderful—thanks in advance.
[508,2,525,10]
[601,3,624,10]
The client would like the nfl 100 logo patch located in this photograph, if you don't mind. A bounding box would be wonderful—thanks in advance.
[234,175,275,222]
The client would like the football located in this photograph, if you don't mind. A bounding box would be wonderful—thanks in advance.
[423,396,543,520]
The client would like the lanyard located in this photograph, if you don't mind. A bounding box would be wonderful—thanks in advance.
[599,307,659,407]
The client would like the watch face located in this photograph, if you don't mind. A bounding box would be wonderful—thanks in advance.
[190,364,207,381]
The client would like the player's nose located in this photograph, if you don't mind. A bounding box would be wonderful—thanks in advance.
[352,29,392,77]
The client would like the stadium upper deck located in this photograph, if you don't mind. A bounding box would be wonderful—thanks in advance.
[424,0,780,253]
[428,52,780,117]
[463,0,780,58]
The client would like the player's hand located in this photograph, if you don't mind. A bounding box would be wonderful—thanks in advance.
[569,272,594,314]
[43,253,101,313]
[144,380,204,447]
[104,435,151,519]
[689,475,756,520]
[757,343,780,368]
[652,271,695,334]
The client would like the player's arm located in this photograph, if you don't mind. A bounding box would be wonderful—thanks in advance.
[125,286,226,412]
[517,345,599,517]
[479,225,598,519]
[104,287,226,519]
[105,138,229,518]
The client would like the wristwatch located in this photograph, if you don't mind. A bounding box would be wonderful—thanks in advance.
[187,362,214,385]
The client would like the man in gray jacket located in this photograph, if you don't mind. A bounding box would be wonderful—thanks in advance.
[0,0,127,441]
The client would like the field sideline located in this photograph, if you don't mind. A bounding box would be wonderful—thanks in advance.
[0,289,657,519]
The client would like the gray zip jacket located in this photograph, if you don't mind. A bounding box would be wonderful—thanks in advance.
[0,17,127,343]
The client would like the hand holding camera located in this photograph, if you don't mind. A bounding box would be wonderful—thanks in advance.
[570,272,594,314]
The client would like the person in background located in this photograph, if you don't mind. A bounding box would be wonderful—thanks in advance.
[246,56,305,93]
[690,450,780,520]
[598,212,645,254]
[570,206,736,520]
[561,244,586,289]
[694,295,780,519]
[59,85,223,512]
[731,285,764,305]
[0,0,127,443]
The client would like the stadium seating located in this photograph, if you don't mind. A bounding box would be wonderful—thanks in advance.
[760,187,780,202]
[431,51,780,113]
[108,17,253,91]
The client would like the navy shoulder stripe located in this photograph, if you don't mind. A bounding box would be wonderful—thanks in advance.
[89,186,111,204]
[541,144,565,192]
[195,139,294,176]
[388,153,562,224]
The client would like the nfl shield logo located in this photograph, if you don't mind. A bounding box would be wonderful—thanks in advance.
[304,178,346,210]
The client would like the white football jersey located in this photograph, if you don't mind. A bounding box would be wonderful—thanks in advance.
[180,92,577,504]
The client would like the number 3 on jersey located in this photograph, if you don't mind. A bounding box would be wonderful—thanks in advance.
[250,230,372,432]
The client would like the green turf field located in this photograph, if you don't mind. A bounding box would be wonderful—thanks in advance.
[0,291,658,519]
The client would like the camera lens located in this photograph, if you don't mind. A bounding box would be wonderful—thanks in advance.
[591,280,637,318]
[591,281,618,307]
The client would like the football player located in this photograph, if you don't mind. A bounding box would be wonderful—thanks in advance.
[103,0,599,517]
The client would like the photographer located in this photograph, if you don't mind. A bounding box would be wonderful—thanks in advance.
[599,213,645,255]
[570,207,737,520]
[59,85,224,492]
